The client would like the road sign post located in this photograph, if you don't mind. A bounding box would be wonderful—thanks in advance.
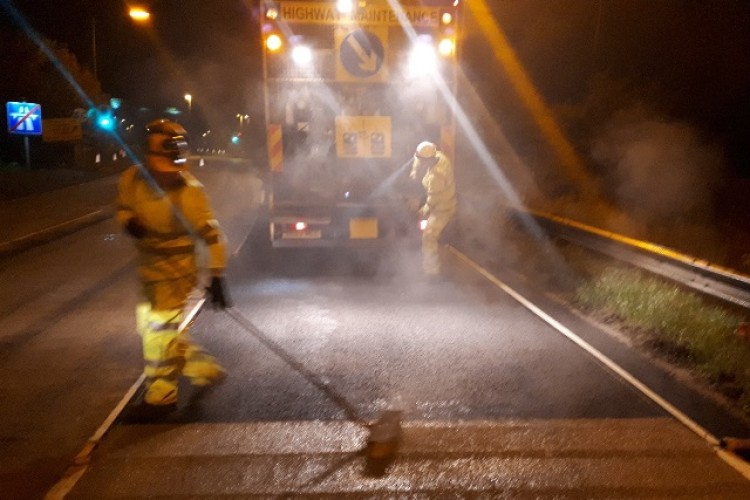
[7,101,43,168]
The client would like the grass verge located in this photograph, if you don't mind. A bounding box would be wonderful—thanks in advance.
[574,264,750,415]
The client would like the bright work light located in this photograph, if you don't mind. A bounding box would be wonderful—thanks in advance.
[408,41,438,77]
[266,34,282,52]
[292,45,312,66]
[438,38,455,56]
[336,0,354,14]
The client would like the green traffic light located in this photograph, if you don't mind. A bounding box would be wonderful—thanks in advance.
[97,116,114,130]
[231,135,240,144]
[90,105,115,131]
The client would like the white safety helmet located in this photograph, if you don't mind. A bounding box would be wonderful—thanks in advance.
[415,141,437,159]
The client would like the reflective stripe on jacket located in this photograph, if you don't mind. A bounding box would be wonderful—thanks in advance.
[116,165,227,281]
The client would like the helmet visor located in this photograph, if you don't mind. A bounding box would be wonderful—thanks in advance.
[163,136,190,164]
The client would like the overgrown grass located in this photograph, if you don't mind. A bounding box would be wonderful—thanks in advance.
[575,266,750,413]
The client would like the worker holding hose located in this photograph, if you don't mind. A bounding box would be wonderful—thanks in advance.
[116,119,230,420]
[410,141,457,277]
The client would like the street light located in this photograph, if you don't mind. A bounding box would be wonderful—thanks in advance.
[184,94,193,114]
[128,7,151,22]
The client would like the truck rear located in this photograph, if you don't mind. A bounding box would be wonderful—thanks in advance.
[259,0,460,250]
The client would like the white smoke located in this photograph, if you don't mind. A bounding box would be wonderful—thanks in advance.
[592,106,725,225]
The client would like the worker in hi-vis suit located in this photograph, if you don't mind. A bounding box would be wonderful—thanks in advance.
[116,119,230,420]
[410,141,456,277]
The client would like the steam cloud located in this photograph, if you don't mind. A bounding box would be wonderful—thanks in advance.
[592,107,725,225]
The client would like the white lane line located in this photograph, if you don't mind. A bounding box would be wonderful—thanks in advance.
[448,245,750,481]
[44,298,207,500]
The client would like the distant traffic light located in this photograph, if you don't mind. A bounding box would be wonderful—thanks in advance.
[89,105,116,131]
[231,133,241,144]
[97,113,114,130]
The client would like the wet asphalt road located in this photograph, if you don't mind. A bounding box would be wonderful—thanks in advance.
[149,241,664,425]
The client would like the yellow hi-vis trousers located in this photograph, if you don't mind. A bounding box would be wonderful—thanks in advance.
[137,277,225,406]
[422,209,455,276]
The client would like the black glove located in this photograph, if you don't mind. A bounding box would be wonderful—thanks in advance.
[125,218,147,239]
[206,276,231,309]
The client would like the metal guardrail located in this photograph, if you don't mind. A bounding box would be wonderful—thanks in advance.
[519,209,750,310]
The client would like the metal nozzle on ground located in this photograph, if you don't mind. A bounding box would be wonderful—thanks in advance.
[366,409,402,461]
[364,409,402,477]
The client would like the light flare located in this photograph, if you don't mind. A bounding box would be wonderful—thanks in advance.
[336,0,354,14]
[128,7,151,22]
[438,37,455,57]
[408,41,438,77]
[466,0,599,200]
[266,33,283,52]
[292,45,313,65]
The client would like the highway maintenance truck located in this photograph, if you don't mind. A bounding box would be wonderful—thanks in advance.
[259,0,460,250]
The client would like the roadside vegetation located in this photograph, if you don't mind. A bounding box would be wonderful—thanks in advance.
[572,260,750,416]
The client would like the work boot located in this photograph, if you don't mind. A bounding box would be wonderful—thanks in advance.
[189,365,227,387]
[183,345,227,387]
[186,362,228,387]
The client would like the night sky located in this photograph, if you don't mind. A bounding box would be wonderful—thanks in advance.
[461,0,750,177]
[2,0,260,126]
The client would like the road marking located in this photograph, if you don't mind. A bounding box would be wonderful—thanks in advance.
[51,419,750,496]
[447,245,750,481]
[44,298,207,499]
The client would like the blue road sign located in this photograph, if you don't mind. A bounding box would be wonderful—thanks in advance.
[7,101,43,135]
[340,29,384,78]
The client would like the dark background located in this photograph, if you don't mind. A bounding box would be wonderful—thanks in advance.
[1,0,262,149]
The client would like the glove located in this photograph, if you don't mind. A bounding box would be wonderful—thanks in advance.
[206,276,231,309]
[125,218,147,239]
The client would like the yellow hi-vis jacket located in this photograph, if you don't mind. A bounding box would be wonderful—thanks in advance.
[423,152,456,215]
[116,165,226,282]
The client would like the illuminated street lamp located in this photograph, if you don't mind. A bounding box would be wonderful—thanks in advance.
[128,7,151,22]
[184,94,193,114]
